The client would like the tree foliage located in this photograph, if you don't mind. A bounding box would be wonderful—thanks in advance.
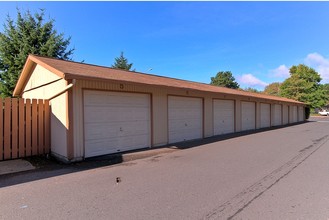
[280,64,327,109]
[210,71,239,89]
[263,82,281,96]
[111,52,135,71]
[243,87,260,93]
[323,83,329,97]
[0,9,74,97]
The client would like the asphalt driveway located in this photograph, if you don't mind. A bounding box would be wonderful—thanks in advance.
[1,117,329,220]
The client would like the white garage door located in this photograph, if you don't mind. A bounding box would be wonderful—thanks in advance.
[213,99,235,135]
[241,101,256,131]
[273,104,282,126]
[84,90,151,158]
[168,96,203,143]
[260,103,271,128]
[290,106,298,123]
[282,105,289,125]
[298,106,304,122]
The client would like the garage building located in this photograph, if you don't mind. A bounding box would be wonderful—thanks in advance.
[14,55,306,162]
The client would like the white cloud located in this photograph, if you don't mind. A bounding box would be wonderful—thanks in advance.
[305,52,329,83]
[238,74,269,88]
[270,65,290,78]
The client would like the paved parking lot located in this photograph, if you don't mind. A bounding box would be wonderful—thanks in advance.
[1,117,329,220]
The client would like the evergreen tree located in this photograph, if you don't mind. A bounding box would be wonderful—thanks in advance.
[111,52,135,71]
[210,71,239,89]
[0,9,74,97]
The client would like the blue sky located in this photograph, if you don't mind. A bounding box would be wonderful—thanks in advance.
[1,1,329,90]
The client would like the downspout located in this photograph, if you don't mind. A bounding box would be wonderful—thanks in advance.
[48,79,76,100]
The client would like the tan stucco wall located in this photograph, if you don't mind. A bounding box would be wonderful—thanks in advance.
[152,93,168,146]
[255,102,261,129]
[204,97,213,138]
[21,65,68,159]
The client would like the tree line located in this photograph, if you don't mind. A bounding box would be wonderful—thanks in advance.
[210,66,329,110]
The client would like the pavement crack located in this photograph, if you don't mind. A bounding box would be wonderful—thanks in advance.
[203,135,329,220]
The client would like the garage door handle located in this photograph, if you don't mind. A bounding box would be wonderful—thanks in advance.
[185,123,188,126]
[120,127,123,131]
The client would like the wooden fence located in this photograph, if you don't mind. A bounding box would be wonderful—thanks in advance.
[0,98,50,161]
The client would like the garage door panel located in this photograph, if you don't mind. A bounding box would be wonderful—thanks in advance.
[282,105,289,125]
[85,138,120,157]
[273,104,282,126]
[290,106,298,123]
[169,109,200,120]
[260,103,270,128]
[84,91,151,158]
[241,101,256,131]
[184,129,202,141]
[85,123,118,139]
[213,100,235,135]
[168,119,184,128]
[85,105,149,123]
[168,132,181,143]
[298,107,304,121]
[119,135,149,149]
[85,118,149,136]
[86,93,148,106]
[168,96,203,143]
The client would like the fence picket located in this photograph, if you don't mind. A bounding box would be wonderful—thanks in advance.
[25,99,32,157]
[4,98,11,160]
[19,99,25,158]
[11,98,18,159]
[31,99,38,156]
[0,98,50,161]
[38,100,44,155]
[44,100,50,154]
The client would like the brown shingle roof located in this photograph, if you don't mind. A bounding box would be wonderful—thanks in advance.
[15,55,304,104]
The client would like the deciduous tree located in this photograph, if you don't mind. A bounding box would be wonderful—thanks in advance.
[243,87,260,93]
[263,82,281,96]
[280,64,327,109]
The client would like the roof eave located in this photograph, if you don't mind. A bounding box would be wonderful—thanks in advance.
[13,56,36,96]
[13,55,66,97]
[66,74,304,105]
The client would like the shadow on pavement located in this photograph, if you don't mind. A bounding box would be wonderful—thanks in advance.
[0,121,310,188]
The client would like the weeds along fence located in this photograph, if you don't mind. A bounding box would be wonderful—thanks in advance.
[0,98,50,161]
